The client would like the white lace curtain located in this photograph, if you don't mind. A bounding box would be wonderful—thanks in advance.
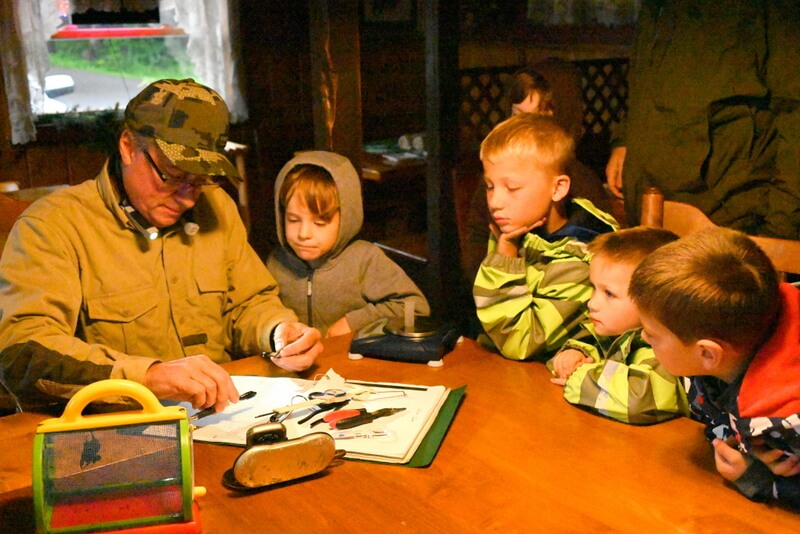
[165,0,247,124]
[1,0,247,145]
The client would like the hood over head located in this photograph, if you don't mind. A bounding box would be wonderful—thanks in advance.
[274,151,363,266]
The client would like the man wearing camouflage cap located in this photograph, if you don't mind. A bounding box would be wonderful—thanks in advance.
[0,79,322,414]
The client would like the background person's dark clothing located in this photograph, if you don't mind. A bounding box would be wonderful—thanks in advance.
[614,0,800,239]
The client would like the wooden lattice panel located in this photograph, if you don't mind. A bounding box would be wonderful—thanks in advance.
[459,67,514,152]
[573,58,629,139]
[458,58,630,154]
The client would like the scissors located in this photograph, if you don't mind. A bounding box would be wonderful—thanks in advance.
[270,387,374,415]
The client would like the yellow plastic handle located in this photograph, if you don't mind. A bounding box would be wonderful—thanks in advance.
[59,379,164,424]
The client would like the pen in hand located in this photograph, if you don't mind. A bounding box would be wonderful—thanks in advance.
[189,390,257,421]
[261,336,303,359]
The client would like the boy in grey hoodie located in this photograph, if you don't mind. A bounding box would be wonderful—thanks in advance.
[267,151,430,337]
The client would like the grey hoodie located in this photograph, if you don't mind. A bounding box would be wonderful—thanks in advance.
[266,151,430,336]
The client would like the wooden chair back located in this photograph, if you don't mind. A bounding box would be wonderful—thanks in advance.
[224,141,251,234]
[373,242,430,300]
[608,197,628,228]
[1,185,70,257]
[640,187,800,277]
[451,159,482,278]
[1,194,33,256]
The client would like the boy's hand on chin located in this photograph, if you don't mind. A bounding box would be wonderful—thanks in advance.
[489,218,547,257]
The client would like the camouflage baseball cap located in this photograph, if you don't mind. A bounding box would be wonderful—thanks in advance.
[124,78,239,181]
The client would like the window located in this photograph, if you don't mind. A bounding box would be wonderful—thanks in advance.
[2,0,247,144]
[44,1,194,114]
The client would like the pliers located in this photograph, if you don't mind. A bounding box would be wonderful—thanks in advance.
[310,408,368,428]
[312,407,406,430]
[335,408,406,430]
[296,399,351,425]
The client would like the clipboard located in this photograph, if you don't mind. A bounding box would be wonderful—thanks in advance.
[404,386,465,467]
[187,372,465,466]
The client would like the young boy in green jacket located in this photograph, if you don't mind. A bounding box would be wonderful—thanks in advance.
[547,227,689,424]
[473,114,618,361]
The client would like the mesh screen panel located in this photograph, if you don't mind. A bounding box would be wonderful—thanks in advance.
[40,422,186,531]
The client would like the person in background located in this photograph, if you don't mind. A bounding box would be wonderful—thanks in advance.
[506,65,554,116]
[473,114,618,361]
[0,79,322,415]
[606,1,800,238]
[630,227,800,508]
[548,226,688,425]
[267,150,430,338]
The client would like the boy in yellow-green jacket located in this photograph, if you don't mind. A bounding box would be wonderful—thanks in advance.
[473,114,618,361]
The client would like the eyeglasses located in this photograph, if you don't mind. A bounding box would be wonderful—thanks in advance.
[143,149,223,188]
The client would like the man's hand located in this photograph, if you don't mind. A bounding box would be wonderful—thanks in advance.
[326,317,352,338]
[605,146,626,199]
[143,354,239,412]
[712,437,751,482]
[270,322,323,371]
[549,349,592,386]
[751,443,800,477]
[489,218,546,258]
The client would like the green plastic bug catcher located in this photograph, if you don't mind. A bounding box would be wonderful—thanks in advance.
[32,379,204,533]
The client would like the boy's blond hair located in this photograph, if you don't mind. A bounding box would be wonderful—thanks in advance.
[588,227,678,267]
[278,164,340,222]
[629,227,780,350]
[480,114,573,175]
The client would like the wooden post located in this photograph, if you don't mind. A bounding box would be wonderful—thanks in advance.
[308,0,362,169]
[423,1,462,320]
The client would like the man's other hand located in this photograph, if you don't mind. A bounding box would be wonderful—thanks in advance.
[143,354,239,412]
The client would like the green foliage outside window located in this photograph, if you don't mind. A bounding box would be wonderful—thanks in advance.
[49,37,195,81]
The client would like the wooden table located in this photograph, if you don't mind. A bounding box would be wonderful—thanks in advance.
[360,151,426,183]
[2,336,800,533]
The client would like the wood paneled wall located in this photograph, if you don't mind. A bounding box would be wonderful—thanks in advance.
[0,126,108,190]
[361,28,426,141]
